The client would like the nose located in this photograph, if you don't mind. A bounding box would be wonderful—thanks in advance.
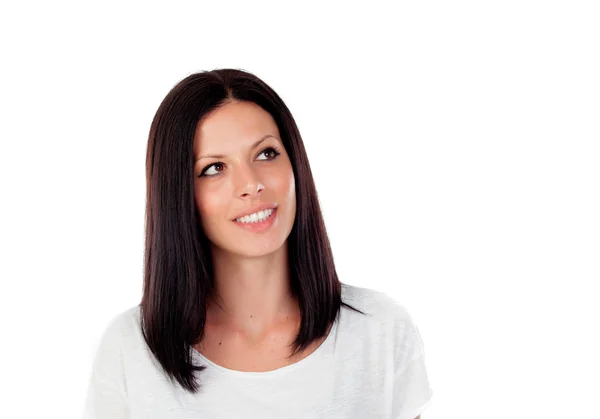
[234,164,264,198]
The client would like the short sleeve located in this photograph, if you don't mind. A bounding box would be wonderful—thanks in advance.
[83,371,129,419]
[391,354,433,419]
[82,313,130,419]
[390,306,433,419]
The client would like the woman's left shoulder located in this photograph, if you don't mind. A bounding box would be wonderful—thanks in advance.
[342,282,417,323]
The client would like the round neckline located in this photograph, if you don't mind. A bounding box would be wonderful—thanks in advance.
[190,315,339,378]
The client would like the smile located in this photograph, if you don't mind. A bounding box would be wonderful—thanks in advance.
[234,208,274,223]
[232,208,278,233]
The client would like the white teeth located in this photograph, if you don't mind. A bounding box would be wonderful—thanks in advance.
[235,208,274,223]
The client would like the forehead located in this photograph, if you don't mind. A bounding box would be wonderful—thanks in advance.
[194,101,279,152]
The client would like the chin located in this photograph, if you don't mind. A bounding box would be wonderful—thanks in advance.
[231,239,287,258]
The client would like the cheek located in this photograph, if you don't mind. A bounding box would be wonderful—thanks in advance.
[268,167,295,199]
[195,187,226,219]
[287,172,296,204]
[288,167,296,199]
[275,167,296,210]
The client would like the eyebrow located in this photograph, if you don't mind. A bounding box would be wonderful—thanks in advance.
[195,134,278,163]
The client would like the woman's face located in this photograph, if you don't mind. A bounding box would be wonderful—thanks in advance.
[193,100,296,257]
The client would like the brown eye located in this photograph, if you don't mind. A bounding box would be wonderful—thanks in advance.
[257,147,281,161]
[200,162,224,177]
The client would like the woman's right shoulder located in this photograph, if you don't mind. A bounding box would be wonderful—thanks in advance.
[91,305,142,355]
[103,304,141,332]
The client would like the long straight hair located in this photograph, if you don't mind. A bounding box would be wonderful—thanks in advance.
[140,68,366,394]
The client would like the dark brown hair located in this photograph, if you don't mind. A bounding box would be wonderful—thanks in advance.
[140,68,366,394]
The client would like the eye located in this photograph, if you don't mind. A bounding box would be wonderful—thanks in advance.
[198,147,281,178]
[257,147,281,161]
[199,162,225,177]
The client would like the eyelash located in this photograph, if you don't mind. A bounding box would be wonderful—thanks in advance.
[198,147,282,178]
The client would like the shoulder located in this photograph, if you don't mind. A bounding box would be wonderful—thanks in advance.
[340,282,417,326]
[90,305,141,366]
[86,304,143,400]
[340,282,426,369]
[96,305,141,342]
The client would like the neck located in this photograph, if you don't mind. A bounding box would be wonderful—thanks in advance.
[207,242,299,339]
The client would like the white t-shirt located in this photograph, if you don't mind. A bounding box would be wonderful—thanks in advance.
[83,283,433,419]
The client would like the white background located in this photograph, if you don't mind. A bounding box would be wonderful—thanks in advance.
[1,1,598,418]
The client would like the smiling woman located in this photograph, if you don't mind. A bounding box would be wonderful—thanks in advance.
[82,68,433,419]
[192,101,296,257]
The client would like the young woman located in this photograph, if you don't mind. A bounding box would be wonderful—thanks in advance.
[83,69,433,419]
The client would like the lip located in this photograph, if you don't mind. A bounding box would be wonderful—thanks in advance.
[232,207,278,233]
[231,203,278,221]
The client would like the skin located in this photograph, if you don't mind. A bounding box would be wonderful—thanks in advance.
[192,100,300,348]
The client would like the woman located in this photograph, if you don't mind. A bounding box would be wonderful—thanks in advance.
[83,69,433,419]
